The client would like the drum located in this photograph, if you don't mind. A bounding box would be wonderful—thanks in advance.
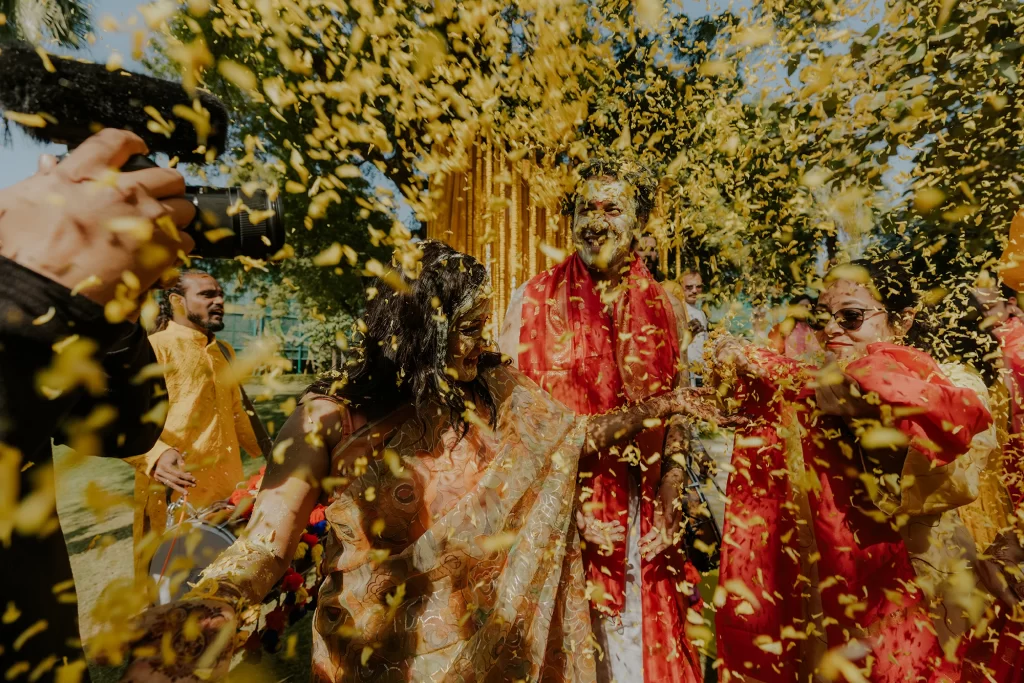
[149,501,241,605]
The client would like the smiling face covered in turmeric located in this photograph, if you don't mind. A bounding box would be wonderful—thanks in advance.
[571,175,640,273]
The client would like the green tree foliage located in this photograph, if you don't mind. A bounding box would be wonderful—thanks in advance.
[146,0,777,317]
[768,0,1021,278]
[145,0,1022,323]
[0,0,89,45]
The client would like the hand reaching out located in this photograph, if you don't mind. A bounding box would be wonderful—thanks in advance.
[665,386,747,429]
[576,511,625,551]
[665,386,718,423]
[714,335,760,378]
[119,599,238,683]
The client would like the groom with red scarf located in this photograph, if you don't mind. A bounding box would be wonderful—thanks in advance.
[499,159,703,683]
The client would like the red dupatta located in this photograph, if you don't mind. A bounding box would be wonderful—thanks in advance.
[847,342,992,465]
[718,343,990,683]
[961,320,1024,683]
[518,253,702,683]
[517,252,679,410]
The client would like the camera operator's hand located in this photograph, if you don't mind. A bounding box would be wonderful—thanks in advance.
[152,447,195,494]
[0,128,195,305]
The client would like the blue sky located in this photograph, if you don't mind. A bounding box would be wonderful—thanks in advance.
[0,0,148,187]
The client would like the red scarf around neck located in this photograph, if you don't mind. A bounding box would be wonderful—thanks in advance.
[518,253,701,682]
[518,252,679,412]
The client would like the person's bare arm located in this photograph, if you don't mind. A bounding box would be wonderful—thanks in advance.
[119,397,348,682]
[663,367,699,472]
[639,368,723,559]
[579,386,722,557]
[195,396,346,603]
[582,386,720,456]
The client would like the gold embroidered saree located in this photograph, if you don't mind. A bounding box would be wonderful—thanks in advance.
[311,364,596,682]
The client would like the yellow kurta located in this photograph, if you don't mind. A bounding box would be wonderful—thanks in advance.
[128,321,260,579]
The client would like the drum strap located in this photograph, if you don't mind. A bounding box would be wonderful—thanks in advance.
[215,339,274,458]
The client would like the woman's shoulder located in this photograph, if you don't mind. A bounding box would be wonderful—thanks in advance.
[299,392,369,438]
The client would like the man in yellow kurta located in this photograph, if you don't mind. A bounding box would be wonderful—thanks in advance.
[129,271,262,580]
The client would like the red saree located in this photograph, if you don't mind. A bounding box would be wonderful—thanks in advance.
[517,252,702,683]
[717,343,991,683]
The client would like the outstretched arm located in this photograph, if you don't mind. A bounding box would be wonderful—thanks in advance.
[582,385,721,456]
[576,386,724,553]
[119,396,348,682]
[193,396,344,603]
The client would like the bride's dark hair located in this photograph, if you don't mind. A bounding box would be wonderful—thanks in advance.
[306,240,503,431]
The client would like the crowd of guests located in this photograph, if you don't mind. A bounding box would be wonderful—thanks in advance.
[3,131,1024,683]
[118,158,1024,683]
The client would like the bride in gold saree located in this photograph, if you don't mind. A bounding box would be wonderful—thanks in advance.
[121,241,719,683]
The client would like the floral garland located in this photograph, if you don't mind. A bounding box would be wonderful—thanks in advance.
[224,467,328,657]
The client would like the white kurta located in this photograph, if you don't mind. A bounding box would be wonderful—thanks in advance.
[592,477,644,683]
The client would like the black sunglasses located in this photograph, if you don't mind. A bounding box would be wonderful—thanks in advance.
[809,307,885,332]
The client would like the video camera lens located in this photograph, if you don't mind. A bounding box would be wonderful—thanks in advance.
[184,186,286,260]
[117,154,286,260]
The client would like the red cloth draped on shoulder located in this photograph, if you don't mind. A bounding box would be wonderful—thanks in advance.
[717,343,989,683]
[517,252,701,683]
[847,343,992,465]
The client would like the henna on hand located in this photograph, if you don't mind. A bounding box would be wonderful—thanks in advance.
[120,599,238,683]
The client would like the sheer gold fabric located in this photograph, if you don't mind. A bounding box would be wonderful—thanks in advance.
[312,365,596,682]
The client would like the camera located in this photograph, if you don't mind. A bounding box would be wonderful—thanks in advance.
[0,41,287,260]
[185,185,286,259]
[121,155,285,259]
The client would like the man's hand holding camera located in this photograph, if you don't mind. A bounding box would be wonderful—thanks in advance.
[0,129,196,304]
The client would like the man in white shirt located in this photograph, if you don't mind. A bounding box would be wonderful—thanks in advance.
[681,270,709,386]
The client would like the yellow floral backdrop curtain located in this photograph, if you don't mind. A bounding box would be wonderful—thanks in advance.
[426,139,571,330]
[426,140,692,331]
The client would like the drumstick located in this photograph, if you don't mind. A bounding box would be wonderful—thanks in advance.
[157,490,191,584]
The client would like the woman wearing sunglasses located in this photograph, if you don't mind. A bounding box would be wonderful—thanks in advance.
[712,258,993,683]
